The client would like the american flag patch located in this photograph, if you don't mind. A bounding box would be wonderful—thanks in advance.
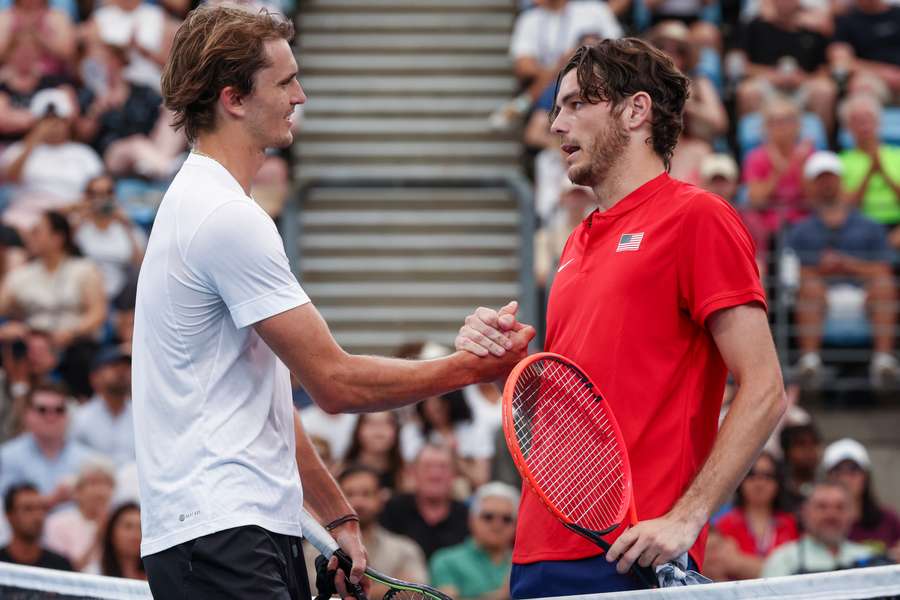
[616,232,644,252]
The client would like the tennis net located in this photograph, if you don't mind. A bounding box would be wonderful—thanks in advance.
[0,562,152,599]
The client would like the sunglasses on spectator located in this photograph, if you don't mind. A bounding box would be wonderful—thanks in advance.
[479,512,514,525]
[32,404,66,416]
[746,470,777,480]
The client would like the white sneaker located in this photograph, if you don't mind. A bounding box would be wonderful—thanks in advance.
[870,352,900,391]
[796,352,824,390]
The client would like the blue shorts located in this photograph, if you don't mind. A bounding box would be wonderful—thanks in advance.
[510,554,698,599]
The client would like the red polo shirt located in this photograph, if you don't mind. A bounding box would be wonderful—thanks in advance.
[513,173,766,568]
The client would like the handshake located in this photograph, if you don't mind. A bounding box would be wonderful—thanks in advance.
[454,301,536,380]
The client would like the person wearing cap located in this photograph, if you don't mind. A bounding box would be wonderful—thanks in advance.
[0,88,103,231]
[823,438,900,562]
[761,481,873,577]
[69,347,135,467]
[787,150,898,390]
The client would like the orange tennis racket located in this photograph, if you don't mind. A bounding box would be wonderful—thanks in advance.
[502,352,657,588]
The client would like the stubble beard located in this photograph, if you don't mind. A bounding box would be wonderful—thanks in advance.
[569,119,630,189]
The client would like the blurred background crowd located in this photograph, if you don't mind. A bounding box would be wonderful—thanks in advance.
[0,0,897,596]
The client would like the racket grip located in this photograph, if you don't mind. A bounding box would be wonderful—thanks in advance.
[333,549,368,600]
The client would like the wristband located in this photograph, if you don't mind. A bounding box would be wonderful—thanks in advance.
[324,514,359,531]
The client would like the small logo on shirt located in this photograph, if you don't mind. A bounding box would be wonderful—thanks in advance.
[557,258,576,273]
[179,511,200,523]
[616,232,644,252]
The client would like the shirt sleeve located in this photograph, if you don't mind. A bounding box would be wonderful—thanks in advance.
[187,201,309,329]
[677,193,767,326]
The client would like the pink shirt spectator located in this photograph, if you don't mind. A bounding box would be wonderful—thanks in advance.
[43,507,99,570]
[743,143,814,232]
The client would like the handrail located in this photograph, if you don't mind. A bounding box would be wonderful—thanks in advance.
[278,173,537,335]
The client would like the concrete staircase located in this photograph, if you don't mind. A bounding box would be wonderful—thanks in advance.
[291,0,531,356]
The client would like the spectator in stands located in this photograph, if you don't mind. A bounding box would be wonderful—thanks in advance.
[0,91,103,231]
[70,347,134,466]
[329,465,427,598]
[299,402,357,464]
[74,43,184,180]
[44,457,115,571]
[0,328,60,441]
[72,174,146,300]
[0,382,97,508]
[735,0,837,133]
[0,211,106,398]
[534,176,595,289]
[97,501,144,579]
[401,390,493,493]
[829,0,900,97]
[646,21,727,144]
[780,421,823,512]
[80,0,178,93]
[743,97,815,253]
[380,443,469,559]
[822,438,900,562]
[762,481,873,576]
[498,0,623,128]
[0,483,72,570]
[788,151,898,390]
[714,451,799,579]
[340,412,405,492]
[429,481,518,600]
[0,0,75,78]
[698,153,740,203]
[839,95,900,247]
[0,31,72,149]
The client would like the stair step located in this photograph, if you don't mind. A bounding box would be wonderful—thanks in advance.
[299,12,514,31]
[302,210,516,227]
[303,256,518,273]
[296,141,519,159]
[305,281,520,298]
[302,233,519,250]
[304,0,514,10]
[301,53,511,73]
[302,97,502,116]
[300,75,516,95]
[299,33,510,51]
[304,187,513,203]
[294,164,522,180]
[300,118,496,137]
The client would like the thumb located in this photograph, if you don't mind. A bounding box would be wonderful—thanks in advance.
[497,301,519,331]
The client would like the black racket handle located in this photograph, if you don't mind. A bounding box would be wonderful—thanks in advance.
[565,523,659,588]
[333,549,368,600]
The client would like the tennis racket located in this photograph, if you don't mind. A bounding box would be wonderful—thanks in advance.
[300,508,453,600]
[502,352,658,588]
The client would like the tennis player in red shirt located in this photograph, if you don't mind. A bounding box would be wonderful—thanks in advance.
[456,39,787,597]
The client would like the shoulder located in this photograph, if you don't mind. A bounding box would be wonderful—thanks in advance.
[670,182,742,224]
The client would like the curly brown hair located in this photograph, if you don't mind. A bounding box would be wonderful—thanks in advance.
[551,39,691,171]
[160,5,294,143]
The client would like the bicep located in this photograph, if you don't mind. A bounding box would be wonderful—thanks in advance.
[708,304,779,386]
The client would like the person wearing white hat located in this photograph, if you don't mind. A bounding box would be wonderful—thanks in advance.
[787,150,899,391]
[823,438,900,562]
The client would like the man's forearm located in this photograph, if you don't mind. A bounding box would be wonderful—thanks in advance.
[670,377,785,529]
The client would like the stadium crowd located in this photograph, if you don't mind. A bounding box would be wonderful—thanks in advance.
[0,0,897,595]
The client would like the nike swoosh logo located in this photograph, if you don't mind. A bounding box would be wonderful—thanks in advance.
[557,258,576,273]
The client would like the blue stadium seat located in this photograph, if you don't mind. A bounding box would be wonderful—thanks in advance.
[838,107,900,149]
[737,111,828,158]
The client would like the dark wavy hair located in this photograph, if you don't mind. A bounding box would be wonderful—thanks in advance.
[344,412,404,490]
[100,502,144,579]
[550,39,691,171]
[44,211,81,257]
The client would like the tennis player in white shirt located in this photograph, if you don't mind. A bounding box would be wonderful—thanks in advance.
[132,6,534,598]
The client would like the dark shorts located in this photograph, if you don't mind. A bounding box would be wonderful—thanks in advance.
[510,554,699,599]
[143,525,311,600]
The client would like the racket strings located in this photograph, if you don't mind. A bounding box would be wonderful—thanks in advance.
[511,359,628,532]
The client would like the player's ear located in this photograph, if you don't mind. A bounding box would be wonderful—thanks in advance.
[626,92,653,130]
[219,86,247,118]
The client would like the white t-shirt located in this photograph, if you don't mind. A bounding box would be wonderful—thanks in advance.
[75,220,146,299]
[0,142,103,202]
[93,4,165,92]
[510,1,623,67]
[132,152,310,557]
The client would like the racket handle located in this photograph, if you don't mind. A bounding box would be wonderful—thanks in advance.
[333,549,369,600]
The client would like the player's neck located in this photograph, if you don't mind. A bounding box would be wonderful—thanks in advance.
[193,129,266,196]
[593,149,665,212]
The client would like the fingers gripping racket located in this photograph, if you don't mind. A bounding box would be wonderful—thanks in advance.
[300,509,453,600]
[502,352,658,588]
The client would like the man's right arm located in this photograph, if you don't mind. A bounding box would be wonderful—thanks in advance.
[254,303,533,415]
